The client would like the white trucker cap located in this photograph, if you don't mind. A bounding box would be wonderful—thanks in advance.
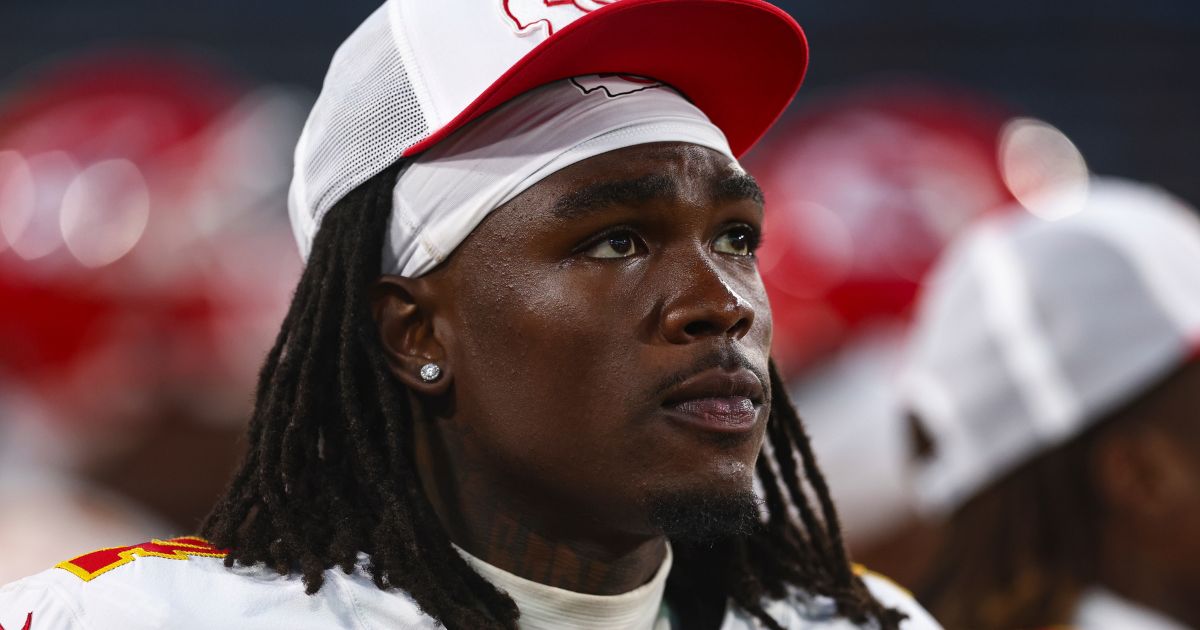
[287,0,808,263]
[899,178,1200,514]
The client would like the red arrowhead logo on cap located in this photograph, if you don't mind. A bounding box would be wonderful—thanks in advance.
[502,0,618,36]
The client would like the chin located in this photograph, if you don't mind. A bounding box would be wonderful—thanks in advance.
[678,446,760,489]
[642,482,762,545]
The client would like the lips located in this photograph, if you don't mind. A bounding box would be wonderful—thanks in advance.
[661,368,765,433]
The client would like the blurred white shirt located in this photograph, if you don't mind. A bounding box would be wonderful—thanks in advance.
[1072,588,1191,630]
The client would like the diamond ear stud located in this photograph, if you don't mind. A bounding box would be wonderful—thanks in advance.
[419,363,442,383]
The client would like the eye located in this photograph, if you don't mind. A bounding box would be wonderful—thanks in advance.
[583,231,641,259]
[713,225,759,256]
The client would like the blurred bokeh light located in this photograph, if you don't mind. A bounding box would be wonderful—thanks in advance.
[0,51,305,581]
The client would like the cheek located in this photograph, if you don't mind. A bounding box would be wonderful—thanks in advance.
[735,270,773,362]
[449,265,643,450]
[459,266,621,363]
[749,273,772,341]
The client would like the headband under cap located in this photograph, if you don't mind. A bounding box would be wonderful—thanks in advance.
[384,75,735,277]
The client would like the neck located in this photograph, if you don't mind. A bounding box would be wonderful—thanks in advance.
[413,414,668,595]
[454,506,668,595]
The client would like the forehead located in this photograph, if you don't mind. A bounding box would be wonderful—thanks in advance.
[547,142,744,191]
[506,142,761,221]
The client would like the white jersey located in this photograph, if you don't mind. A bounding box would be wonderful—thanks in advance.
[0,537,940,629]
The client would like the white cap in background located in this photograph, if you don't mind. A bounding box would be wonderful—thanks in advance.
[900,178,1200,514]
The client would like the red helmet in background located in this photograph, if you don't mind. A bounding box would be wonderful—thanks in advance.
[0,52,306,431]
[747,84,1018,374]
[749,84,1028,568]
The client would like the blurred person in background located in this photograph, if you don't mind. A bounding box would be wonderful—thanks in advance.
[745,84,1017,586]
[0,53,303,582]
[900,178,1200,629]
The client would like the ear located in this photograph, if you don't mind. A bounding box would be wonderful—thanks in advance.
[371,274,452,396]
[1093,426,1190,522]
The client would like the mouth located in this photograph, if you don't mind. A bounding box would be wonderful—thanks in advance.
[660,368,766,434]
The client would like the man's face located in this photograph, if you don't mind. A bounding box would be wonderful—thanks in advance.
[427,141,772,540]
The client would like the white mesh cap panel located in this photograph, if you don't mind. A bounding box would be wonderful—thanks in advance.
[288,4,429,260]
[286,0,611,262]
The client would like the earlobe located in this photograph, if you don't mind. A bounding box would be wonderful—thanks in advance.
[372,275,453,395]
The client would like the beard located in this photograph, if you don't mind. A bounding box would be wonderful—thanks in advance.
[645,488,762,545]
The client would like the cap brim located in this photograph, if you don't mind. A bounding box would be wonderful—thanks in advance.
[403,0,808,159]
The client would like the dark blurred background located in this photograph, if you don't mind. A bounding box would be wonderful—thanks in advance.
[3,0,1197,204]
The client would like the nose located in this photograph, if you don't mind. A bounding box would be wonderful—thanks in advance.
[659,258,756,344]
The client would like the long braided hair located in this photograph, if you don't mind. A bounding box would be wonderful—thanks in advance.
[201,162,904,629]
[914,427,1102,629]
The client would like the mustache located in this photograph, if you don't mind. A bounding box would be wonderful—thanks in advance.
[651,347,770,404]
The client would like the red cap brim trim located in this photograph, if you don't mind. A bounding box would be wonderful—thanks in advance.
[403,0,808,159]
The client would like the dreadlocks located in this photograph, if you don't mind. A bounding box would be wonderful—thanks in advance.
[202,163,903,630]
[914,423,1103,629]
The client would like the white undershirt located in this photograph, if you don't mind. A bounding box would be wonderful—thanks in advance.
[453,542,674,630]
[1072,588,1192,630]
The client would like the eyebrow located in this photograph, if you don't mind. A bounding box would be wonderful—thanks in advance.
[551,174,675,221]
[551,171,764,221]
[713,172,765,206]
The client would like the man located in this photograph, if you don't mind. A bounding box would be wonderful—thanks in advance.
[0,1,939,628]
[900,178,1200,629]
